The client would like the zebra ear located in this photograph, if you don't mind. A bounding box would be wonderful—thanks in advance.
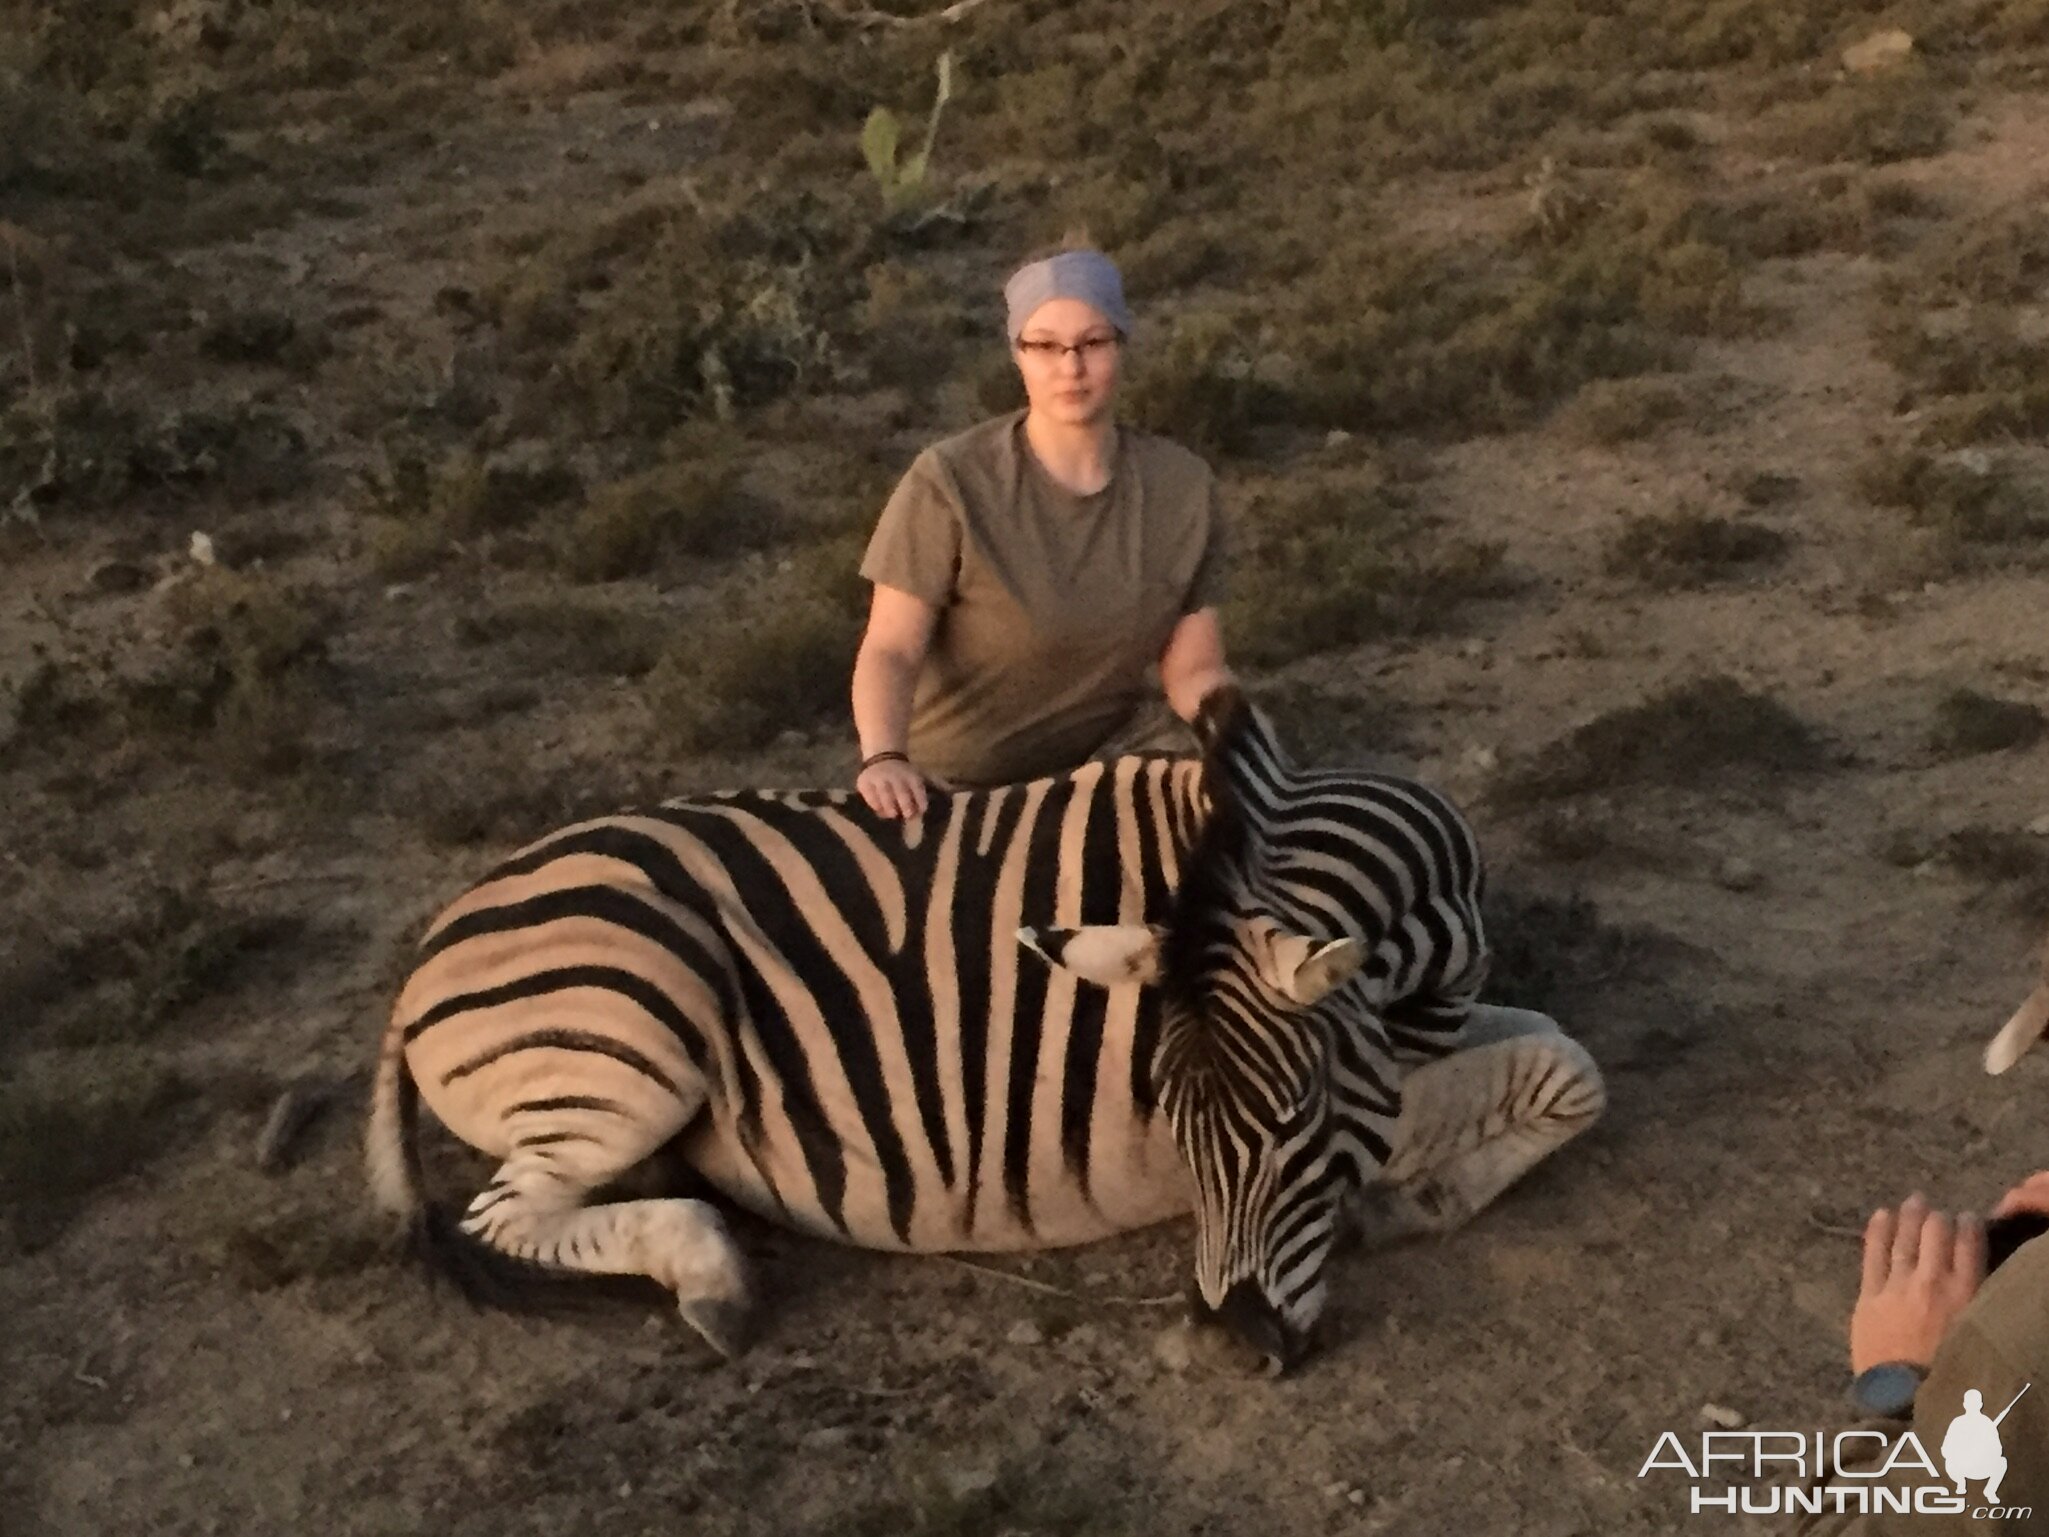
[1017,925,1167,988]
[1268,933,1366,1007]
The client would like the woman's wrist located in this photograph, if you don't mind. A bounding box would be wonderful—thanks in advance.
[860,749,911,772]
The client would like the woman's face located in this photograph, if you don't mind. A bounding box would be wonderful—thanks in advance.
[1013,297,1123,427]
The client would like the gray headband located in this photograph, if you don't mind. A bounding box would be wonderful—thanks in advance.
[1004,250,1134,340]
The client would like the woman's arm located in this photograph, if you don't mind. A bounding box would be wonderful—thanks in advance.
[1160,606,1234,722]
[852,583,940,818]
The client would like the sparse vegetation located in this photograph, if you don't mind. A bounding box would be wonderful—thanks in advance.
[1855,446,2048,546]
[0,1061,195,1254]
[1562,376,1691,444]
[644,534,867,752]
[1929,688,2048,757]
[1223,481,1513,668]
[1761,76,1953,165]
[1496,676,1831,801]
[1482,884,1661,1017]
[1605,509,1790,588]
[1941,826,2049,911]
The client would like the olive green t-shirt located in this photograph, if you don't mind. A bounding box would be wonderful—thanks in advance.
[860,412,1225,788]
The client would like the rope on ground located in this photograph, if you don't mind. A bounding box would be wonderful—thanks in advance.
[936,1254,1182,1308]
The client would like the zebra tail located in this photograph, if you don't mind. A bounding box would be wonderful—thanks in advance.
[366,1014,426,1224]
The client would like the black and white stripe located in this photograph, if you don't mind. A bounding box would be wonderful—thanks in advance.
[366,688,1600,1365]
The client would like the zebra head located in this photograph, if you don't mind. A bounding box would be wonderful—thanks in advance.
[1020,687,1387,1372]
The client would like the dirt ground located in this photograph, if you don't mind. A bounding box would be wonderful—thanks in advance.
[5,3,2049,1533]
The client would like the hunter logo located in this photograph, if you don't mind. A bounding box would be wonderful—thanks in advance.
[1637,1384,2034,1520]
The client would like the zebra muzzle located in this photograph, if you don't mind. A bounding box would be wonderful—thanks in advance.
[1190,1279,1303,1376]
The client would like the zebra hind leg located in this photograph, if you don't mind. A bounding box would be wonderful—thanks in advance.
[1353,1005,1606,1243]
[454,1148,753,1358]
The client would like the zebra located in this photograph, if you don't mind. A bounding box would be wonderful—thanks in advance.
[366,685,1604,1369]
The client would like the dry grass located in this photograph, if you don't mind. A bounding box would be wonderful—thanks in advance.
[1223,481,1514,669]
[1605,510,1791,588]
[1481,884,1663,1017]
[644,533,868,752]
[1561,377,1691,444]
[1760,75,1953,166]
[454,598,668,679]
[1496,675,1832,801]
[1854,446,2048,547]
[1929,688,2048,757]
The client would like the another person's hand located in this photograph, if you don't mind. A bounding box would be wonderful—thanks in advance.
[1992,1169,2049,1219]
[858,758,928,819]
[1849,1193,1986,1374]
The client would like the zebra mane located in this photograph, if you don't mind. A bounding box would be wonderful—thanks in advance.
[1191,684,1293,825]
[1157,685,1294,1015]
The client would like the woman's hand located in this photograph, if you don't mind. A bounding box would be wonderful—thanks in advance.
[858,758,929,819]
[1849,1193,1987,1373]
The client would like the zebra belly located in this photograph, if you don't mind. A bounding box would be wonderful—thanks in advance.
[679,1112,1193,1254]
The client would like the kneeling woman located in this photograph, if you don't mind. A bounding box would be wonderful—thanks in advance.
[852,246,1233,818]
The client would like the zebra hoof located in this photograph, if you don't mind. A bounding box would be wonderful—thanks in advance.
[680,1296,754,1360]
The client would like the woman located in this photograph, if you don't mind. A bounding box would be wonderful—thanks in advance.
[852,246,1233,819]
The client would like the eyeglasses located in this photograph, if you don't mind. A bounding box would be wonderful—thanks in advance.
[1014,334,1122,363]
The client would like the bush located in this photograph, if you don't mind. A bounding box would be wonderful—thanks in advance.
[492,188,859,434]
[1762,76,1952,166]
[1929,689,2047,758]
[1497,675,1831,800]
[1560,376,1690,444]
[1854,447,2047,545]
[560,454,756,583]
[1224,482,1513,668]
[1605,510,1790,588]
[644,535,867,752]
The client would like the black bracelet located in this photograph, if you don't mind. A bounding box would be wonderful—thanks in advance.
[861,750,910,772]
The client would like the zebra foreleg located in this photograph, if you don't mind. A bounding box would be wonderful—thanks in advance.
[458,1152,754,1358]
[1352,1006,1606,1243]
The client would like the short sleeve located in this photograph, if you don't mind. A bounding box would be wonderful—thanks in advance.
[861,453,962,608]
[1184,472,1227,613]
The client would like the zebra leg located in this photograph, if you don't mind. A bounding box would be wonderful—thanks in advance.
[1353,1005,1606,1242]
[459,1140,753,1358]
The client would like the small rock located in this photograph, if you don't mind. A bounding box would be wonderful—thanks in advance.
[773,729,807,750]
[801,1427,853,1452]
[941,1467,998,1501]
[1460,639,1487,660]
[1153,1322,1195,1374]
[1324,429,1354,450]
[1715,856,1762,893]
[1699,1403,1748,1430]
[189,531,216,567]
[616,1481,634,1499]
[1006,1320,1044,1347]
[1322,1481,1349,1499]
[2027,813,2049,837]
[384,584,413,601]
[1951,447,1994,476]
[1348,1489,1367,1506]
[88,559,152,594]
[178,1453,196,1470]
[1460,744,1499,774]
[1842,28,1915,74]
